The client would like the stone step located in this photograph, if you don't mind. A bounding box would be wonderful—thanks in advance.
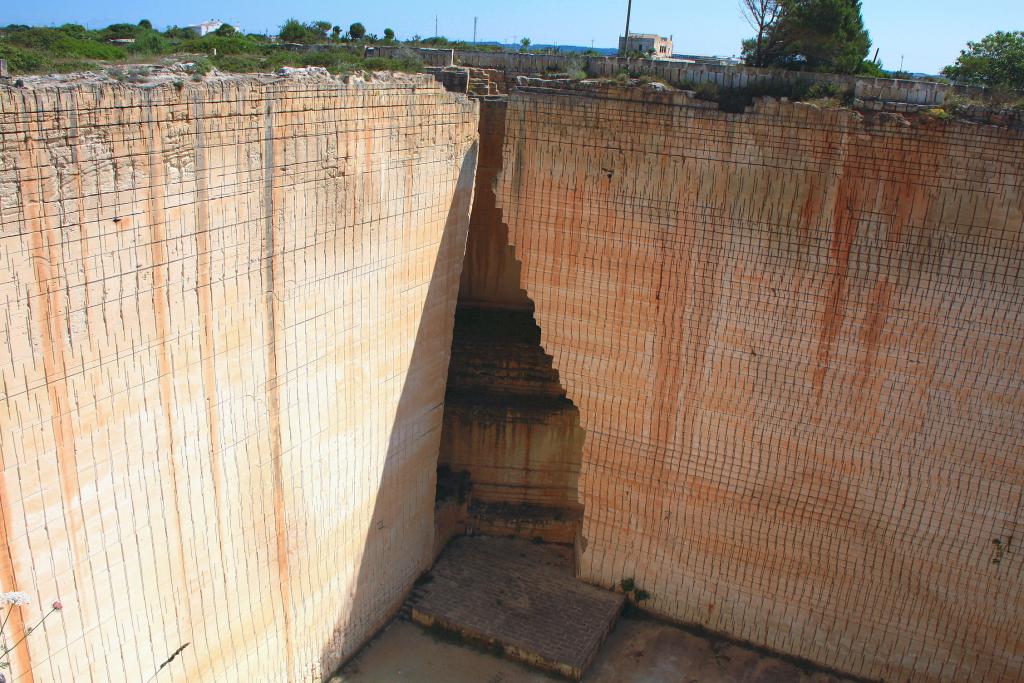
[407,536,625,680]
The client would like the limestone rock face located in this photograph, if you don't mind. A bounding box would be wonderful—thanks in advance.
[0,76,477,681]
[496,89,1024,683]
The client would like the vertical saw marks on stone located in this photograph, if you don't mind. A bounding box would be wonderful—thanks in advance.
[495,88,1024,683]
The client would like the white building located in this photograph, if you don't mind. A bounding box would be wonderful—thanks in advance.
[618,33,673,58]
[186,20,237,37]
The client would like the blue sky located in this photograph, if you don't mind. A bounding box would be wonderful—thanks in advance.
[4,0,1022,73]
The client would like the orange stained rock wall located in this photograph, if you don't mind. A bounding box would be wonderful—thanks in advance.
[495,88,1024,683]
[0,76,477,682]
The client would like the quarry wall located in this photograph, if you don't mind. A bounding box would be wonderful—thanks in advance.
[437,99,583,544]
[495,87,1024,682]
[3,66,1023,683]
[0,75,477,682]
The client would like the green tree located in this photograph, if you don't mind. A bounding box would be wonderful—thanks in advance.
[138,19,153,30]
[520,36,531,51]
[101,22,142,40]
[943,31,1024,90]
[163,25,196,40]
[213,23,237,37]
[279,18,309,43]
[312,20,332,37]
[384,28,395,42]
[349,22,366,40]
[332,25,341,41]
[739,0,782,67]
[751,0,871,74]
[57,23,87,38]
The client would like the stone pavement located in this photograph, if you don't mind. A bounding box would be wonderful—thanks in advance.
[407,536,625,679]
[332,614,862,683]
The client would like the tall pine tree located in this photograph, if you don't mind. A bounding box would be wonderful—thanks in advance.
[752,0,872,74]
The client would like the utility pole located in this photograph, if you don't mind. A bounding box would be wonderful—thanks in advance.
[620,0,633,57]
[435,15,438,38]
[473,16,477,44]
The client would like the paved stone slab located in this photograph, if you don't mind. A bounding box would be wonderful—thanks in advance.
[332,614,859,683]
[408,536,625,679]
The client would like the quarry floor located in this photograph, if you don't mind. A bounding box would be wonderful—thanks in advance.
[332,615,857,683]
[332,538,857,683]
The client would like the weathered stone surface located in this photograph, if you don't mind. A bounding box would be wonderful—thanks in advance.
[441,308,583,510]
[438,98,583,541]
[0,75,477,681]
[333,614,859,683]
[495,89,1024,683]
[408,536,625,680]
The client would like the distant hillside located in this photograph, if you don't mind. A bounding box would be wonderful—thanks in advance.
[476,41,618,55]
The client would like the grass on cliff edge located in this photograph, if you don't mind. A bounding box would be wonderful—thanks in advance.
[0,24,424,76]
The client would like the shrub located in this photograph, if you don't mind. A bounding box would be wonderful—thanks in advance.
[98,23,142,41]
[5,28,126,62]
[858,59,885,77]
[638,74,668,86]
[51,59,101,74]
[124,66,150,83]
[924,107,952,121]
[804,81,840,99]
[129,30,169,55]
[0,45,49,73]
[188,57,213,76]
[163,25,196,40]
[57,23,88,39]
[565,56,587,80]
[694,80,720,101]
[178,35,259,55]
